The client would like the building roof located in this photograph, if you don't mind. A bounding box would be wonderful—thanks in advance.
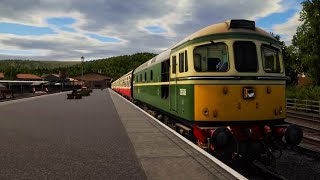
[42,74,59,78]
[0,72,4,79]
[67,77,78,82]
[73,72,112,81]
[16,74,42,80]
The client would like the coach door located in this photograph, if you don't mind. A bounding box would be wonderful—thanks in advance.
[161,59,170,101]
[170,55,177,112]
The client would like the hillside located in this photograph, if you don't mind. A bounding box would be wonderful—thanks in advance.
[0,52,157,80]
[66,52,157,79]
[0,60,80,69]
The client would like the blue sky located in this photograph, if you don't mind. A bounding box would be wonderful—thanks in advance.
[0,0,304,61]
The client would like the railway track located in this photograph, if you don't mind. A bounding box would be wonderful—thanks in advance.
[286,110,320,157]
[286,110,320,123]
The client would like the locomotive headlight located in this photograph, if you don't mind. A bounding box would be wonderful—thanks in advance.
[243,87,255,99]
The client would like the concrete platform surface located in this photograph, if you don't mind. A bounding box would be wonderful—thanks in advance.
[0,89,245,180]
[109,89,246,180]
[0,89,146,180]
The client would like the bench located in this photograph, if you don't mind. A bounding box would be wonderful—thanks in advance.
[67,94,74,99]
[75,93,82,99]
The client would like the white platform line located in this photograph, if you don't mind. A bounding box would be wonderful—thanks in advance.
[0,91,70,106]
[109,89,247,180]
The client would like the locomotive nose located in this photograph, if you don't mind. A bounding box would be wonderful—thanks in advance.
[284,124,303,146]
[210,127,233,148]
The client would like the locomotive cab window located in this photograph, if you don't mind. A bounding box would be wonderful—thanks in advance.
[193,42,228,72]
[233,41,258,72]
[261,44,282,73]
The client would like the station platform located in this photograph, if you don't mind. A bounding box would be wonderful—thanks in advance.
[109,89,245,180]
[0,89,245,179]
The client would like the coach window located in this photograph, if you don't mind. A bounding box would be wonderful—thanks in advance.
[150,70,153,81]
[172,56,176,74]
[234,41,258,72]
[261,44,282,73]
[193,42,229,72]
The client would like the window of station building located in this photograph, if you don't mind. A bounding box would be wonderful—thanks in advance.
[150,70,153,81]
[193,42,229,72]
[261,44,282,73]
[172,56,176,74]
[233,41,258,72]
[140,74,142,82]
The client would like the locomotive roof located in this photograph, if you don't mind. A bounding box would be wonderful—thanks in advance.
[172,20,276,49]
[134,19,278,73]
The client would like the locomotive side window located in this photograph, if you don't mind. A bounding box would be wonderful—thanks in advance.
[178,51,188,73]
[172,56,176,74]
[261,45,282,73]
[193,42,228,72]
[144,72,147,81]
[233,41,258,72]
[179,52,185,73]
[185,50,188,72]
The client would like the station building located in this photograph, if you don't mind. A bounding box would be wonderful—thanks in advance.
[73,72,112,89]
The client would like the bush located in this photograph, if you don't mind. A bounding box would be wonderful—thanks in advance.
[286,86,320,100]
[81,90,90,96]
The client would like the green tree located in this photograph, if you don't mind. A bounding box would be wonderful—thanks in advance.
[293,0,320,85]
[271,34,302,85]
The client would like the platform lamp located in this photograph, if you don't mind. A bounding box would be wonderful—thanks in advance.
[81,56,84,87]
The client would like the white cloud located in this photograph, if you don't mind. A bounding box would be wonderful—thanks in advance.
[250,0,285,20]
[272,12,303,44]
[0,0,295,61]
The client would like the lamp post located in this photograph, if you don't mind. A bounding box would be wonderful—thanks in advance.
[81,56,84,87]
